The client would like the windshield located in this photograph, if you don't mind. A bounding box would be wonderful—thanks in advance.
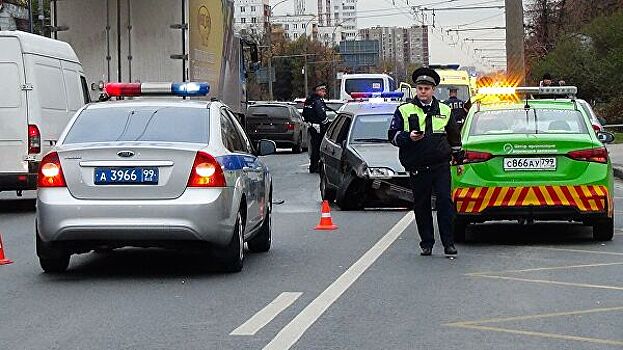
[468,109,589,136]
[63,106,209,144]
[350,114,393,142]
[434,85,470,101]
[345,79,384,94]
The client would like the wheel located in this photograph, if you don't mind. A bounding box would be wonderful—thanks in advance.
[593,218,614,241]
[453,218,468,243]
[220,211,245,272]
[336,177,366,211]
[320,168,336,202]
[36,232,70,273]
[248,192,272,253]
[292,138,303,154]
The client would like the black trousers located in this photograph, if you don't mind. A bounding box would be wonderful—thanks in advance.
[409,163,455,249]
[308,125,327,171]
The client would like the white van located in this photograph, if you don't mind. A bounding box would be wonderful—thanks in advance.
[0,31,89,195]
[339,73,397,101]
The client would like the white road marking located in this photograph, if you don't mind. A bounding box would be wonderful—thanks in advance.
[467,261,623,276]
[230,292,303,336]
[263,212,414,350]
[536,247,623,256]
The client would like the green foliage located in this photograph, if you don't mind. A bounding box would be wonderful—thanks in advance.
[530,11,623,122]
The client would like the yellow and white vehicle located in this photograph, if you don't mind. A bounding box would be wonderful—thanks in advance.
[399,65,473,102]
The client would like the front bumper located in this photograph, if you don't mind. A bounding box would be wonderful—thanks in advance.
[36,187,238,247]
[368,176,413,203]
[453,185,610,220]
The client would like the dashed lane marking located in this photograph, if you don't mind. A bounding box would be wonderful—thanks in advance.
[230,292,303,336]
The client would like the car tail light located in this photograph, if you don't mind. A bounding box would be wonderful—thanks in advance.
[287,122,295,131]
[592,124,602,132]
[187,151,226,187]
[28,125,41,154]
[463,150,493,164]
[567,147,608,164]
[37,152,66,187]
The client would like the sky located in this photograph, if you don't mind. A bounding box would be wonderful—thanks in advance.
[272,0,509,72]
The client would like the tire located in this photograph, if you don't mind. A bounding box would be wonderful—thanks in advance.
[36,233,70,273]
[320,168,337,202]
[453,218,468,243]
[593,218,614,241]
[220,211,245,272]
[292,136,303,154]
[248,192,272,253]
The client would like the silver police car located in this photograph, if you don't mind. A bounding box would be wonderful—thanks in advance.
[36,83,275,273]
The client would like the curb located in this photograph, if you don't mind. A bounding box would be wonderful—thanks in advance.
[614,166,623,181]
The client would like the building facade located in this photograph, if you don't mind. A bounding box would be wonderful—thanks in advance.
[359,25,429,67]
[233,0,270,37]
[271,14,318,41]
[317,0,358,42]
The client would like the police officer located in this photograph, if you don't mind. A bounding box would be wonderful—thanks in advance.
[388,68,464,256]
[443,86,467,130]
[303,83,331,173]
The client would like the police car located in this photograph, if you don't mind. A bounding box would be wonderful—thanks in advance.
[319,92,412,210]
[36,82,276,273]
[453,86,615,242]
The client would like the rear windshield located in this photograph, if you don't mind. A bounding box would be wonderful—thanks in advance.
[345,79,384,94]
[350,114,393,142]
[63,106,209,144]
[248,105,290,119]
[468,109,589,136]
[435,85,470,101]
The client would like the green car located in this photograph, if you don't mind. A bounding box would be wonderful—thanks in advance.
[451,87,615,242]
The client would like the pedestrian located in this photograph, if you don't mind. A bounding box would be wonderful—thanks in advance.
[443,86,467,130]
[0,0,29,31]
[303,83,331,174]
[388,68,465,256]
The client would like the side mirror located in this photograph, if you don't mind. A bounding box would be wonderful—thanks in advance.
[257,139,276,156]
[597,131,615,144]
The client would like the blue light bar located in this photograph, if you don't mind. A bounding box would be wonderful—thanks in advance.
[350,91,404,100]
[381,92,404,98]
[171,82,210,97]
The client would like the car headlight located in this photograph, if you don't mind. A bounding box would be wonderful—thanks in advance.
[365,167,396,179]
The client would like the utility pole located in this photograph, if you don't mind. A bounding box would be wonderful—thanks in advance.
[505,0,526,84]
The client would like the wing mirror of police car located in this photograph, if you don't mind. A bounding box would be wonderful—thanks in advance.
[257,139,277,156]
[597,131,615,144]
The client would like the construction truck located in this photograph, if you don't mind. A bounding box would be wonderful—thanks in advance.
[52,0,257,116]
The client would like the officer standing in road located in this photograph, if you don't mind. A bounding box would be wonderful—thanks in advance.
[303,83,331,173]
[443,86,467,130]
[388,68,464,256]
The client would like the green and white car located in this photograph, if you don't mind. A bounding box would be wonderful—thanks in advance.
[452,87,615,242]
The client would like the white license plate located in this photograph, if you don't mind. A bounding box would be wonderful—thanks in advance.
[503,157,556,171]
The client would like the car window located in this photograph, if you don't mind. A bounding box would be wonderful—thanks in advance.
[248,105,290,119]
[80,76,91,104]
[225,109,253,153]
[327,115,345,142]
[350,114,393,142]
[389,77,396,91]
[220,109,246,152]
[345,79,384,94]
[64,106,209,144]
[435,85,470,101]
[468,109,589,136]
[335,117,352,144]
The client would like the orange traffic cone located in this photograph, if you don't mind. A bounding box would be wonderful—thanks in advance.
[0,233,13,265]
[315,200,338,231]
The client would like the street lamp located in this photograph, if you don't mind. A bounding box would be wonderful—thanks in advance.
[266,0,290,100]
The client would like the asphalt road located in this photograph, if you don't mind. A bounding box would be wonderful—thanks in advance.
[1,151,622,349]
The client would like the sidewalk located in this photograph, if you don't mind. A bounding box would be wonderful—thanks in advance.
[607,143,623,180]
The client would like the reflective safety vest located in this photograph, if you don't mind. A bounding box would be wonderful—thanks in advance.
[397,102,452,134]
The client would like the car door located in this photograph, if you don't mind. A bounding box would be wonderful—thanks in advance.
[323,114,352,186]
[222,108,264,233]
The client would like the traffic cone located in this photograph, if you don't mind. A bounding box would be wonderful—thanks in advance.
[315,200,338,231]
[0,233,13,265]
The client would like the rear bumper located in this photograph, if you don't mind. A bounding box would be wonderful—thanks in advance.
[249,132,296,144]
[0,173,37,191]
[36,187,238,247]
[453,185,610,221]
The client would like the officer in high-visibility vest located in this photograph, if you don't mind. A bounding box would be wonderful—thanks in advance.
[388,68,465,256]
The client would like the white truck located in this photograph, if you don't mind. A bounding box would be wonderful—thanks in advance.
[339,73,397,101]
[0,31,88,195]
[52,0,256,116]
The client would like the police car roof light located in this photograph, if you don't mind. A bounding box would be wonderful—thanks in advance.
[515,86,577,96]
[104,82,210,97]
[349,91,404,100]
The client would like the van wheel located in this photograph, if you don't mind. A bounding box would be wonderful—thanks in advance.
[248,192,272,253]
[593,219,614,241]
[36,233,70,273]
[453,218,468,243]
[220,211,244,272]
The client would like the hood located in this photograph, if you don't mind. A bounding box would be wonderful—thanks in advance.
[350,143,405,172]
